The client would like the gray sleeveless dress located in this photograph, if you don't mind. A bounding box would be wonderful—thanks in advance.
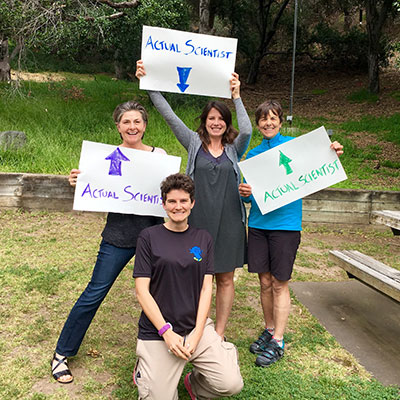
[189,147,246,273]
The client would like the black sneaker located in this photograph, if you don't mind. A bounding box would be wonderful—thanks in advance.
[249,329,273,354]
[255,339,284,367]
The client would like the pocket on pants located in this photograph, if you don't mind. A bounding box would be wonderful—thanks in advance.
[133,359,150,399]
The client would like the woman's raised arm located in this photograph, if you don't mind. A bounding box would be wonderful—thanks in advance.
[136,60,193,150]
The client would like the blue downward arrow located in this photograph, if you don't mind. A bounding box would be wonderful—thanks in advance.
[105,148,130,176]
[176,66,192,92]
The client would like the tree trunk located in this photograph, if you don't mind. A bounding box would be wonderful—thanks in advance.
[199,0,211,33]
[365,0,394,94]
[114,49,128,80]
[247,52,263,85]
[0,38,11,82]
[343,9,351,32]
[245,0,291,85]
[367,51,380,94]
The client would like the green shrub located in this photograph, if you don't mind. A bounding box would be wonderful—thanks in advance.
[306,24,389,71]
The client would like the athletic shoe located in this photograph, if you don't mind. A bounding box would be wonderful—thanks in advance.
[184,372,197,400]
[249,328,273,354]
[255,339,284,367]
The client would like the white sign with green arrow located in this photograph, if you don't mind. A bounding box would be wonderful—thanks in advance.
[238,126,347,214]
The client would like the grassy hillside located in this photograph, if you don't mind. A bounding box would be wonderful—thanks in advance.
[0,72,399,192]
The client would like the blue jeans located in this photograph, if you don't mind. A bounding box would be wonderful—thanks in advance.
[56,239,136,357]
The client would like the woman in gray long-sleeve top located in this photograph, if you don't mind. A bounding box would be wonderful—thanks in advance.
[136,60,252,339]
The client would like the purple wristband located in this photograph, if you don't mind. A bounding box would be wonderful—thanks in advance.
[158,322,172,336]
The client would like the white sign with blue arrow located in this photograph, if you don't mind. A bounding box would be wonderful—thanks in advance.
[73,140,181,217]
[238,127,347,215]
[140,25,238,98]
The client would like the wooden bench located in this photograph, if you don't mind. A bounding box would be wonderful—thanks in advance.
[371,210,400,235]
[329,250,400,303]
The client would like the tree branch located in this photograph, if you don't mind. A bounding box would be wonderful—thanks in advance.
[261,0,290,54]
[82,11,126,21]
[9,39,23,62]
[94,0,141,9]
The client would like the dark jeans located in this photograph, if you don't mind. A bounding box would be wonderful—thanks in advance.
[56,239,136,357]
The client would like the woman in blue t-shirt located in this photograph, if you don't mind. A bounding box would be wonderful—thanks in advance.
[239,99,343,367]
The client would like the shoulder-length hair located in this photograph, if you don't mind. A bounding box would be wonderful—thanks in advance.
[196,101,238,148]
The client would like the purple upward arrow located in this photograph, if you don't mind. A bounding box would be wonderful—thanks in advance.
[105,148,130,176]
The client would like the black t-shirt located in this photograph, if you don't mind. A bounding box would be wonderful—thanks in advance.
[133,224,214,340]
[101,212,164,248]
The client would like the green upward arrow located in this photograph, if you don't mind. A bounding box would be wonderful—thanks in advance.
[279,150,293,175]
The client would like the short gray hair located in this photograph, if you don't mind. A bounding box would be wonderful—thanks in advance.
[112,101,148,125]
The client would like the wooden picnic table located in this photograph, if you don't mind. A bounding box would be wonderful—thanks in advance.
[330,210,400,302]
[329,250,400,302]
[371,210,400,235]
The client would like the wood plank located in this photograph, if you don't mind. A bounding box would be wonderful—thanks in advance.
[371,192,400,210]
[371,210,400,231]
[21,174,74,198]
[306,188,372,202]
[336,250,400,282]
[0,173,23,196]
[20,198,73,212]
[329,250,400,302]
[303,211,368,224]
[0,196,20,207]
[303,198,371,212]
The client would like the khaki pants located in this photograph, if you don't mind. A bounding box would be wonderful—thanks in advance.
[134,318,243,399]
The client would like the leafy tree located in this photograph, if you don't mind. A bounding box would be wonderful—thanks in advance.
[49,0,190,78]
[305,0,364,31]
[302,0,398,93]
[0,0,65,81]
[0,0,190,81]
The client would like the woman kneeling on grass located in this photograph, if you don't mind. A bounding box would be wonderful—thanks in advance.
[51,100,166,384]
[239,99,343,367]
[133,173,243,400]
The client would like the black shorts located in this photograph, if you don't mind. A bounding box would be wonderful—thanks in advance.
[247,228,301,281]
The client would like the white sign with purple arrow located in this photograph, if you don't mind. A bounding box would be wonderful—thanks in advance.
[73,140,181,217]
[139,25,238,99]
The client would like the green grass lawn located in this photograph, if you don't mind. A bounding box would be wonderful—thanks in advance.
[0,210,399,399]
[0,74,399,399]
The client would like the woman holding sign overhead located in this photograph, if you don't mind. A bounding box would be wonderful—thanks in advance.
[136,60,252,339]
[51,100,166,384]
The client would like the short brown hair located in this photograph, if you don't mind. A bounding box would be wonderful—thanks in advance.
[160,173,195,203]
[255,100,283,125]
[197,101,238,147]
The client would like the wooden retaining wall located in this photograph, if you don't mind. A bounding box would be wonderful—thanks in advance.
[0,172,74,212]
[1,172,399,225]
[303,188,400,224]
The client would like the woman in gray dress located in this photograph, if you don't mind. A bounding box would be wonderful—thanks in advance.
[136,60,252,339]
